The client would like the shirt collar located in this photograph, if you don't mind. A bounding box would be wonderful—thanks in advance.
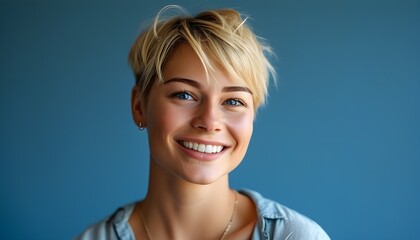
[239,189,286,220]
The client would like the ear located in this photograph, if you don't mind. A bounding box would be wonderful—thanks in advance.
[131,85,146,127]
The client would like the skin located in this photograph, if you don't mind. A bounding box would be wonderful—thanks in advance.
[129,43,257,240]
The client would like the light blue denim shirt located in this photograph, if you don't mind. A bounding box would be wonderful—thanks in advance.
[76,189,330,240]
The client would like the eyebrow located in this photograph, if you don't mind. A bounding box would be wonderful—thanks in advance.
[164,78,253,94]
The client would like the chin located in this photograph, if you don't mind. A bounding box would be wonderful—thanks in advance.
[179,169,229,185]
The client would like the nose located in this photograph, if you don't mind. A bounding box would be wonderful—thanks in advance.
[191,99,223,133]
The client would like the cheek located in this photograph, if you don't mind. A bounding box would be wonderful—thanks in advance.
[146,105,182,164]
[228,112,254,151]
[147,102,190,144]
[148,109,170,139]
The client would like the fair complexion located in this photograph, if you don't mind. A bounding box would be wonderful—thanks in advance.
[129,43,257,239]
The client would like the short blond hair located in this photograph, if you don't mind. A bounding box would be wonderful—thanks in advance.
[128,5,275,109]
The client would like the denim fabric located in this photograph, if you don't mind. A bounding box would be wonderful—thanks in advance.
[243,190,330,240]
[76,189,330,240]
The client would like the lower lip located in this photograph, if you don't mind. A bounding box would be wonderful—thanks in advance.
[178,143,225,161]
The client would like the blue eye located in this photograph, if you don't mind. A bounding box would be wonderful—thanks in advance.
[224,98,245,106]
[173,92,194,100]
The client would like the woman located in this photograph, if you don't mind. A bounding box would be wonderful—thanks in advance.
[77,5,330,240]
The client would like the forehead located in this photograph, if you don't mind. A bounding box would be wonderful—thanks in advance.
[163,43,206,80]
[162,43,246,88]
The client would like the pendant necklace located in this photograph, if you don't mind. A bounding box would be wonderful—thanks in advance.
[140,191,239,240]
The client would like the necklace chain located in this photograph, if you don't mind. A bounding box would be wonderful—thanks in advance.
[140,190,239,240]
[139,206,153,240]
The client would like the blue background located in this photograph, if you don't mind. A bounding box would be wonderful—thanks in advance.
[1,0,419,239]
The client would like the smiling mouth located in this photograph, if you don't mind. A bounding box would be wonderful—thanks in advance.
[179,141,224,154]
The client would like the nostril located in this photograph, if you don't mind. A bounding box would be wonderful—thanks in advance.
[193,123,222,133]
[191,116,223,132]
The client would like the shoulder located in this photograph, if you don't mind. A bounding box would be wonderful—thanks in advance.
[239,189,330,240]
[74,202,137,240]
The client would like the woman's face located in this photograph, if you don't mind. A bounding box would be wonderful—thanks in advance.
[132,43,255,185]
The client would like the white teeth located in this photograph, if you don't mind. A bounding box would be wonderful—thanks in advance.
[181,141,224,153]
[198,144,205,152]
[205,145,212,153]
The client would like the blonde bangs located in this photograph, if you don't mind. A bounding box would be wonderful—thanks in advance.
[128,5,275,108]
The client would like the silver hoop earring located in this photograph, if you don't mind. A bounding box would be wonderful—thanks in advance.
[138,122,145,131]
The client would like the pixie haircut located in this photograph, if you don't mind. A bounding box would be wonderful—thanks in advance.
[128,5,275,109]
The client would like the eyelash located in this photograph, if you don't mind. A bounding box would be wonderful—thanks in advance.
[224,98,247,107]
[170,91,195,101]
[170,91,247,107]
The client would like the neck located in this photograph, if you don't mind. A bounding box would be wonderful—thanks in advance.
[141,160,235,239]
